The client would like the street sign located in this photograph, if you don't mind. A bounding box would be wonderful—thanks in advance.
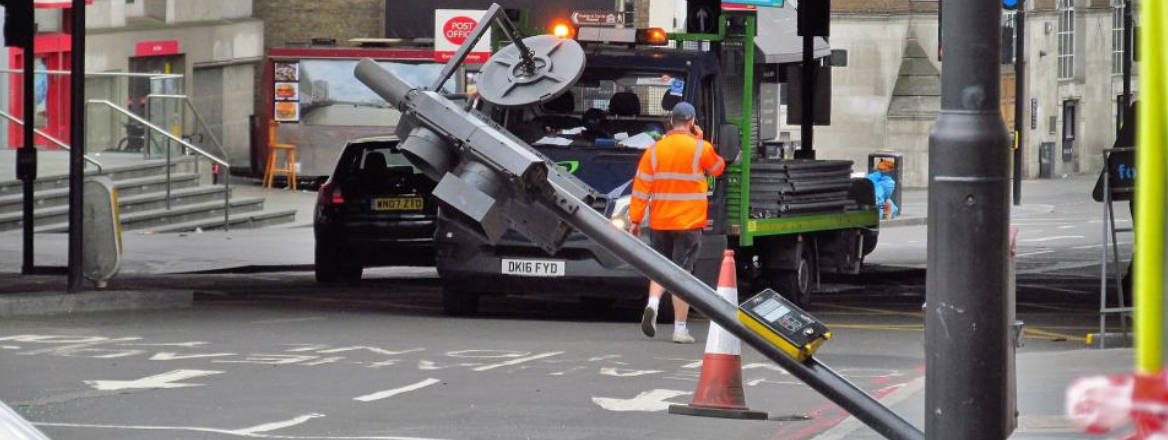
[434,9,491,64]
[570,10,624,26]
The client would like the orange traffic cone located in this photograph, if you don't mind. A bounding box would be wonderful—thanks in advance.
[669,249,768,420]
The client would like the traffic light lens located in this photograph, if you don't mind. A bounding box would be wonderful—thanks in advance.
[1002,0,1019,10]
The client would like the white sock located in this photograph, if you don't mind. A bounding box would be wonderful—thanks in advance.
[674,321,687,333]
[647,296,660,310]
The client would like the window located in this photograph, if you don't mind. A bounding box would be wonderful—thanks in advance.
[1112,1,1125,75]
[1057,0,1075,80]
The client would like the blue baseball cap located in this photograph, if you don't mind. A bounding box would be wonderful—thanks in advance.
[670,101,696,122]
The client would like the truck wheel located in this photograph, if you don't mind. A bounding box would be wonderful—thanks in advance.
[773,246,815,307]
[442,288,480,317]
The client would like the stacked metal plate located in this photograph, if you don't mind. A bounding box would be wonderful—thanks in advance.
[745,159,857,217]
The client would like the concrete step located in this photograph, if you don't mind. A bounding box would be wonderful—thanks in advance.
[34,198,266,233]
[0,156,197,196]
[0,184,227,231]
[142,209,298,233]
[0,173,202,215]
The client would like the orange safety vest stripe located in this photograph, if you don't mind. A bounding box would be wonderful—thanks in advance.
[629,130,725,231]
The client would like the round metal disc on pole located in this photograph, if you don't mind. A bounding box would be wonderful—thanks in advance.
[477,35,586,108]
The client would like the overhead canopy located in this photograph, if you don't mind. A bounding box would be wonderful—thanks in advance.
[754,3,830,64]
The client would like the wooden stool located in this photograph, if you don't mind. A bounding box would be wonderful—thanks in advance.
[263,121,298,190]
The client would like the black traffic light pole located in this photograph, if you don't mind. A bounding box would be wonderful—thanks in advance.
[1013,3,1024,205]
[20,23,35,275]
[926,0,1012,438]
[67,0,85,292]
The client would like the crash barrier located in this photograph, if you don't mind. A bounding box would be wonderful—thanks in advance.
[81,177,123,288]
[669,250,768,420]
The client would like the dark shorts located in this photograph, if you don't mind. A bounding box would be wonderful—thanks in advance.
[650,229,703,272]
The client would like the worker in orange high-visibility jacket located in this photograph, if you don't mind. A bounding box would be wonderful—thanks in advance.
[628,101,726,344]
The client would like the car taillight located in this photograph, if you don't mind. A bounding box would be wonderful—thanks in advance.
[319,181,344,205]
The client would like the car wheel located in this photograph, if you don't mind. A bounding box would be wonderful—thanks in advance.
[772,246,814,307]
[442,288,480,317]
[340,263,363,281]
[315,243,342,283]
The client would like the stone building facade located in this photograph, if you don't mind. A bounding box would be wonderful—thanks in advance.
[812,0,1135,187]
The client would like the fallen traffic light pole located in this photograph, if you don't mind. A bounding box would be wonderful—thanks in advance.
[353,4,923,439]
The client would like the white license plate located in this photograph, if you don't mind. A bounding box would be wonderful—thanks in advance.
[501,259,566,277]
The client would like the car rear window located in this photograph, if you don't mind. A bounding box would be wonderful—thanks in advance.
[336,142,416,179]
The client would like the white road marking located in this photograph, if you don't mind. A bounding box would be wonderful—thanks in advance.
[592,389,692,412]
[1072,242,1132,250]
[745,378,804,386]
[228,410,324,431]
[472,351,564,371]
[315,346,424,356]
[1058,225,1076,230]
[213,354,318,365]
[0,345,19,349]
[1019,235,1084,243]
[232,414,324,435]
[84,369,223,391]
[353,378,441,402]
[249,317,325,325]
[33,421,447,439]
[150,352,236,361]
[599,367,664,377]
[1016,250,1055,257]
[118,341,208,347]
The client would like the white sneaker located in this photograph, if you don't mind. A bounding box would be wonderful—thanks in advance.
[672,329,696,344]
[641,306,657,338]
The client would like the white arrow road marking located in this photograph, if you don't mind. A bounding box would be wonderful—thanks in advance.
[592,389,692,412]
[354,378,441,402]
[84,369,223,391]
[231,413,324,435]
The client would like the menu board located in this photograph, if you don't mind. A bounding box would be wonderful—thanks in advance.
[273,62,300,122]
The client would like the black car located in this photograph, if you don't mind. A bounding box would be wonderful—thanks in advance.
[314,136,437,282]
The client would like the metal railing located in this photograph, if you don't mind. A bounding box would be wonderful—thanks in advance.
[145,94,229,168]
[86,99,231,230]
[0,108,104,173]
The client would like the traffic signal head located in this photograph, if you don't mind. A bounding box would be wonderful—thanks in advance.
[1002,0,1020,10]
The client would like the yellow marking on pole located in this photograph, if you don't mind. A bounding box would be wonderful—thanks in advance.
[1135,0,1166,373]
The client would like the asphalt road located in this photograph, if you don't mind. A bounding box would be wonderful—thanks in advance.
[0,176,1123,440]
[0,262,1103,440]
